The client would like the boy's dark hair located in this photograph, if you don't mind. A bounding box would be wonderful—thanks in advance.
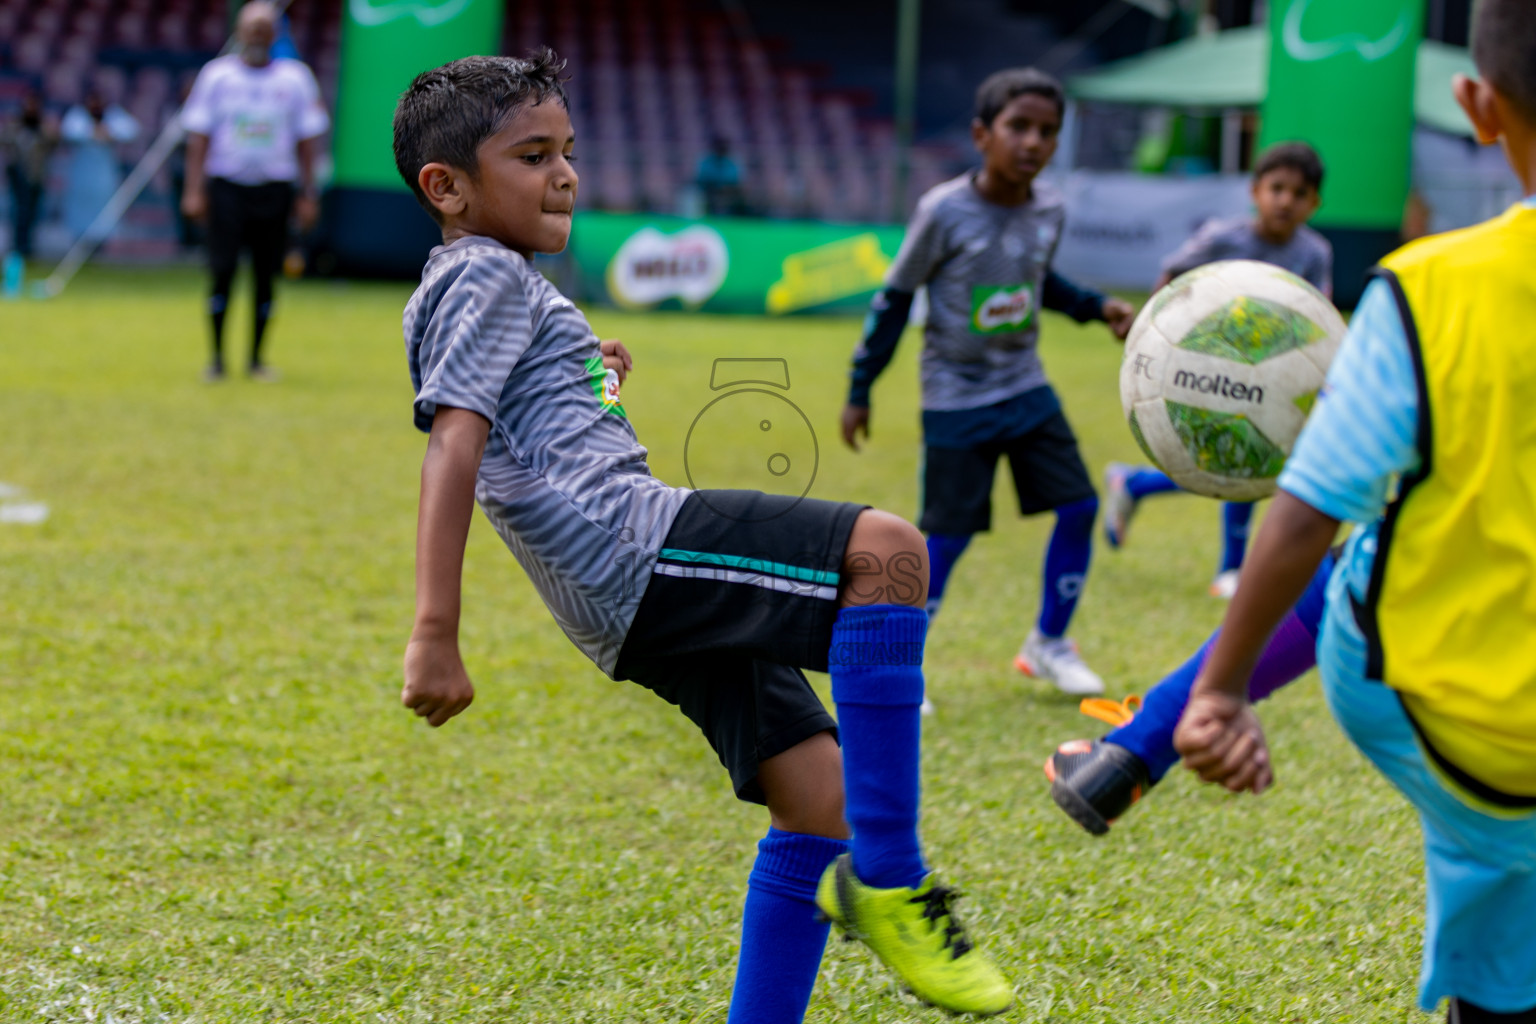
[392,49,569,222]
[1472,0,1536,118]
[974,67,1065,126]
[1252,141,1325,192]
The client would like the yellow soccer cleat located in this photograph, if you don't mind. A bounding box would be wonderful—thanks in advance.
[815,853,1012,1016]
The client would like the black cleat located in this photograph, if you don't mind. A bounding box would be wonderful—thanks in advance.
[1044,738,1153,836]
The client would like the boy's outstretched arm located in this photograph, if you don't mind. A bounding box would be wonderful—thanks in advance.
[1042,270,1136,340]
[841,288,915,450]
[403,406,490,727]
[1173,491,1339,792]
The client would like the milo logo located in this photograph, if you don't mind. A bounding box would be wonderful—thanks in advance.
[584,357,627,418]
[607,226,729,310]
[971,284,1035,334]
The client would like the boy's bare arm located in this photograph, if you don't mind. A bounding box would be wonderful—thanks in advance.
[403,406,490,727]
[1174,491,1339,792]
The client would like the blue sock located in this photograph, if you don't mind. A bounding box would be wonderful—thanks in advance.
[1105,553,1335,781]
[924,533,971,617]
[1038,497,1097,638]
[1220,501,1255,573]
[1125,467,1181,500]
[727,828,849,1024]
[829,604,928,890]
[1106,636,1212,781]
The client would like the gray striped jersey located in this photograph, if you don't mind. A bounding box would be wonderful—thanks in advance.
[404,237,690,675]
[887,173,1068,412]
[1160,217,1333,295]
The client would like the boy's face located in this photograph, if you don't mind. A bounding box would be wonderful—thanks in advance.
[431,99,578,255]
[972,93,1061,189]
[1251,166,1320,242]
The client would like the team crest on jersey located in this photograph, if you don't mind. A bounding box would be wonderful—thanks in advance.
[585,356,627,417]
[971,284,1035,334]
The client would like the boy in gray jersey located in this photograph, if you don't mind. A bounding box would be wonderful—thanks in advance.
[841,68,1137,700]
[391,53,1011,1019]
[1103,143,1333,599]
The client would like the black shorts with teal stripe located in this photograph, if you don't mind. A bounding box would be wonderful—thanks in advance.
[614,490,865,804]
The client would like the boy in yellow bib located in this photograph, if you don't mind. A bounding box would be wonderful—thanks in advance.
[1173,3,1536,1020]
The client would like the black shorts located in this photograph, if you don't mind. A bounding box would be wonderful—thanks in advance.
[920,409,1096,535]
[206,178,293,279]
[614,490,865,804]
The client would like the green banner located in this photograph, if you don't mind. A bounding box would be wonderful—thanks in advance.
[332,0,503,190]
[1261,0,1422,230]
[569,213,905,316]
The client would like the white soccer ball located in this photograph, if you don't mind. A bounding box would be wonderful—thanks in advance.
[1120,259,1347,501]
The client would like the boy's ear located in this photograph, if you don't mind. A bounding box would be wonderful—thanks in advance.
[418,162,469,218]
[1453,73,1504,146]
[970,117,990,152]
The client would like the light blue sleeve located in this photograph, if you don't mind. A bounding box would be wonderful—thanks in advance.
[1277,278,1421,524]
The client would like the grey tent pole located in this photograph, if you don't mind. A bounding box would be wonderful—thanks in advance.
[35,0,294,299]
[891,0,921,222]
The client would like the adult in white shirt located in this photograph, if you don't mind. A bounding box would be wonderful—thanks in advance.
[180,0,329,381]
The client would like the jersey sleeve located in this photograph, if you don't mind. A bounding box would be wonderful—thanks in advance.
[1309,236,1334,298]
[885,196,947,291]
[1159,220,1226,280]
[289,62,330,140]
[1041,270,1106,323]
[413,257,534,432]
[1278,278,1421,523]
[179,63,218,136]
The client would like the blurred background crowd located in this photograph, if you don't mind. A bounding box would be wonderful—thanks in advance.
[0,0,1519,282]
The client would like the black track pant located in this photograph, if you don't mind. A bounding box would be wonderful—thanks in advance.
[206,177,293,366]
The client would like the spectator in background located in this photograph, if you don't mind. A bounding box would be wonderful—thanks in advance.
[180,0,328,382]
[60,90,139,242]
[2,91,58,259]
[694,136,742,216]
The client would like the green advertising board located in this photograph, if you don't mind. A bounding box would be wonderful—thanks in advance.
[332,0,503,190]
[1261,0,1423,231]
[569,213,906,316]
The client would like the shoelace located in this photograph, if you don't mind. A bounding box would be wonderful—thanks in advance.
[1079,694,1142,727]
[908,885,973,959]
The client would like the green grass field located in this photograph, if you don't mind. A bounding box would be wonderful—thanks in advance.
[0,268,1434,1023]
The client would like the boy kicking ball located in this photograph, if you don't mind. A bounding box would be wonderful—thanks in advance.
[392,53,1010,1019]
[1175,4,1536,1018]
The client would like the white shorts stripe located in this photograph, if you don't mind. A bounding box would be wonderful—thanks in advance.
[652,561,839,602]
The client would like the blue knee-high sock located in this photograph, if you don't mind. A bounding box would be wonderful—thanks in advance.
[1220,501,1255,573]
[1038,497,1097,639]
[1105,553,1334,781]
[924,533,971,618]
[727,828,850,1024]
[829,604,928,890]
[1125,467,1182,500]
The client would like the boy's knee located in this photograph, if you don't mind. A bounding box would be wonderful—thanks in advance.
[844,509,928,607]
[848,509,925,564]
